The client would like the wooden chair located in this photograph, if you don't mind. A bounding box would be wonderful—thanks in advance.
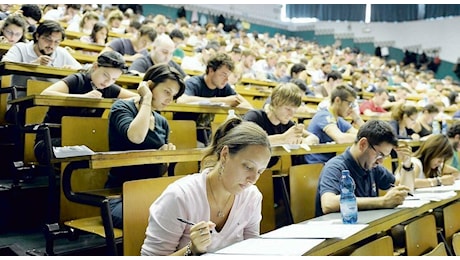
[350,235,394,256]
[452,232,460,256]
[168,120,198,176]
[289,163,323,223]
[404,214,438,256]
[123,175,184,256]
[255,169,276,234]
[24,79,53,163]
[442,202,460,251]
[423,242,448,256]
[60,116,123,255]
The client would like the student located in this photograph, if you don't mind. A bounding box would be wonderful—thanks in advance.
[79,22,109,55]
[447,122,460,171]
[412,104,440,138]
[34,51,138,163]
[359,87,390,117]
[128,34,186,78]
[395,134,459,190]
[141,118,272,256]
[0,14,28,45]
[174,52,253,147]
[315,120,412,217]
[100,24,156,62]
[105,64,186,229]
[388,103,420,140]
[306,84,364,164]
[1,19,82,93]
[243,82,319,168]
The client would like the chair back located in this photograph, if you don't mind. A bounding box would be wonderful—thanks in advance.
[123,175,184,256]
[255,169,275,234]
[404,214,438,256]
[443,202,460,247]
[289,163,323,223]
[350,235,394,256]
[168,120,198,175]
[423,242,448,256]
[452,232,460,256]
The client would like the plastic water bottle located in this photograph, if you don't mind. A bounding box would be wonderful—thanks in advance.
[432,120,440,134]
[340,170,358,224]
[441,120,447,135]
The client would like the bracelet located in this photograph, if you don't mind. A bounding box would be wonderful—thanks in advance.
[184,242,193,256]
[436,176,442,186]
[402,163,414,172]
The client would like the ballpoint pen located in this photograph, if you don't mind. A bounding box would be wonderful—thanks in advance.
[177,218,213,233]
[390,184,414,196]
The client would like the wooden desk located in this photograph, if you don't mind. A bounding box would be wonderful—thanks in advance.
[304,192,460,255]
[0,61,142,89]
[60,39,105,53]
[8,95,251,116]
[239,78,279,87]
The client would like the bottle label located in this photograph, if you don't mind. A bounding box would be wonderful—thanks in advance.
[340,199,358,224]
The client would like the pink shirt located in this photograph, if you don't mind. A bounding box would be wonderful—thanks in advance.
[141,168,262,255]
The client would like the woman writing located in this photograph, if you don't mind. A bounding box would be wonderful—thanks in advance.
[395,134,460,191]
[34,51,138,163]
[106,64,186,228]
[141,118,272,255]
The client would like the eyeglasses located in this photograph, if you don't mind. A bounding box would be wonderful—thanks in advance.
[3,29,22,38]
[40,35,62,45]
[368,142,390,160]
[343,99,356,108]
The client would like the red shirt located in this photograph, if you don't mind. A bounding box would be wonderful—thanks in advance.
[359,100,387,114]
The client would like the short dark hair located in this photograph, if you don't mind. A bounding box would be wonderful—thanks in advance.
[206,53,234,74]
[447,122,460,138]
[33,20,66,42]
[143,64,186,100]
[21,4,42,23]
[169,28,184,40]
[290,63,306,77]
[356,120,398,146]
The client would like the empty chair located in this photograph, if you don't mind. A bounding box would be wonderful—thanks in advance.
[350,235,394,256]
[423,242,448,256]
[289,163,323,223]
[442,202,460,251]
[453,232,460,256]
[404,214,438,256]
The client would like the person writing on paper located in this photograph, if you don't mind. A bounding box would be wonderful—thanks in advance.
[243,82,319,168]
[394,134,460,190]
[106,64,186,229]
[34,51,138,163]
[315,120,412,217]
[174,53,253,147]
[141,118,272,255]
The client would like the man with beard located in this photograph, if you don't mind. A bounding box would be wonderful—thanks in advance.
[1,19,82,123]
[2,19,82,97]
[174,53,253,147]
[306,84,364,164]
[315,120,412,217]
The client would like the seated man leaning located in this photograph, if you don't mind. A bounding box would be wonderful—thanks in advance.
[315,120,412,217]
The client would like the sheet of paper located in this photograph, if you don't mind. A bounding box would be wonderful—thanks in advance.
[397,199,431,208]
[415,180,460,192]
[261,222,368,240]
[411,190,457,201]
[212,237,325,256]
[53,145,95,158]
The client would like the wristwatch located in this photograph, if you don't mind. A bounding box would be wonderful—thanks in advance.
[402,163,414,171]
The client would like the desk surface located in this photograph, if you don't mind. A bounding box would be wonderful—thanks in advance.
[8,94,251,115]
[0,61,142,88]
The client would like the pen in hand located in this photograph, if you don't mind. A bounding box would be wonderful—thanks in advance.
[177,218,213,233]
[390,184,414,196]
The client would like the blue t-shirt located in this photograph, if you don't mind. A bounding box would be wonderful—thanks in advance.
[306,109,352,163]
[315,148,395,217]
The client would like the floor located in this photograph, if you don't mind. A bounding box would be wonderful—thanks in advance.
[0,172,290,256]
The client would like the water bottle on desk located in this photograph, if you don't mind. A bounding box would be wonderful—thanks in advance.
[432,120,440,134]
[340,170,358,224]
